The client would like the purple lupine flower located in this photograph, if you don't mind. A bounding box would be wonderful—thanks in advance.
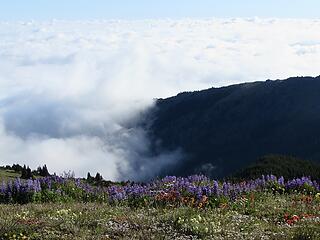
[212,180,220,196]
[75,178,81,188]
[202,185,212,196]
[33,179,41,192]
[27,179,34,192]
[261,175,266,187]
[222,182,229,196]
[14,178,22,191]
[0,181,6,194]
[312,180,319,191]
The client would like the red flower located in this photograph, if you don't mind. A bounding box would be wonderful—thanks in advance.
[292,215,300,222]
[286,219,293,225]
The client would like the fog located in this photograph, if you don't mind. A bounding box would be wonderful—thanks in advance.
[0,19,319,180]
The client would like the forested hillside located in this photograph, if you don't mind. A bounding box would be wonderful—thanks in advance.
[147,76,320,178]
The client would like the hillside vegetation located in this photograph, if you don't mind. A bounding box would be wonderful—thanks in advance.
[0,164,49,182]
[148,76,320,178]
[231,155,320,181]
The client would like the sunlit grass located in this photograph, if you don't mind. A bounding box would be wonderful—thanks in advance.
[0,191,319,240]
[0,169,20,182]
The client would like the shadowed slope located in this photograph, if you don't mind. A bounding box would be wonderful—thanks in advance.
[148,76,320,178]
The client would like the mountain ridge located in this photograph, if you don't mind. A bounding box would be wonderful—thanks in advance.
[147,75,320,178]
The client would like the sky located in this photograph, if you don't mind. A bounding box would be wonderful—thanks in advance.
[0,1,320,180]
[0,0,320,20]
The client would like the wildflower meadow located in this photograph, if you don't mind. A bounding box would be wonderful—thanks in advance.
[0,173,319,239]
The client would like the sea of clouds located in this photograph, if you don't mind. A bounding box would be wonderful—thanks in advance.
[0,18,319,180]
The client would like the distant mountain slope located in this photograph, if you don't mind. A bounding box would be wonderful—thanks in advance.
[231,155,320,181]
[147,76,320,178]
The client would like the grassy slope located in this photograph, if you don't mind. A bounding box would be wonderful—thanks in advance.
[0,192,319,240]
[0,169,44,183]
[0,169,20,182]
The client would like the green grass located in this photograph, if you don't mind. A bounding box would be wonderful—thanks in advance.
[0,192,319,240]
[0,169,20,182]
[0,169,43,183]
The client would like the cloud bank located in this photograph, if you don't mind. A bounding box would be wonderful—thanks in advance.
[0,19,319,180]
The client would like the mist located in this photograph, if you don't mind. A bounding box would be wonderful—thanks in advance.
[0,19,319,180]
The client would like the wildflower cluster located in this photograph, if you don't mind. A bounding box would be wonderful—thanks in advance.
[0,174,319,206]
[0,176,108,204]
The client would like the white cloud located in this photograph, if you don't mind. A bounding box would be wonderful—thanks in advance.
[0,18,319,180]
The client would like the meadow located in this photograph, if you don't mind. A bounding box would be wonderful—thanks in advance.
[0,171,319,239]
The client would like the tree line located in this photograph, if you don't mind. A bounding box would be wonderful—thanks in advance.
[1,164,50,179]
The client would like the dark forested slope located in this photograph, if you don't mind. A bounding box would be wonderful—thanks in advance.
[231,155,320,181]
[147,76,320,178]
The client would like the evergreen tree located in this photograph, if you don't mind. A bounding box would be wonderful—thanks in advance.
[87,172,93,182]
[37,166,42,175]
[21,165,27,179]
[95,172,103,182]
[21,165,33,179]
[41,165,50,176]
[12,164,23,173]
[26,167,32,179]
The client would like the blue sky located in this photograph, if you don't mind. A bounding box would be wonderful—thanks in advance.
[0,0,319,20]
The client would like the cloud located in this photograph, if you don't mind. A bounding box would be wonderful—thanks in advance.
[0,18,319,180]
